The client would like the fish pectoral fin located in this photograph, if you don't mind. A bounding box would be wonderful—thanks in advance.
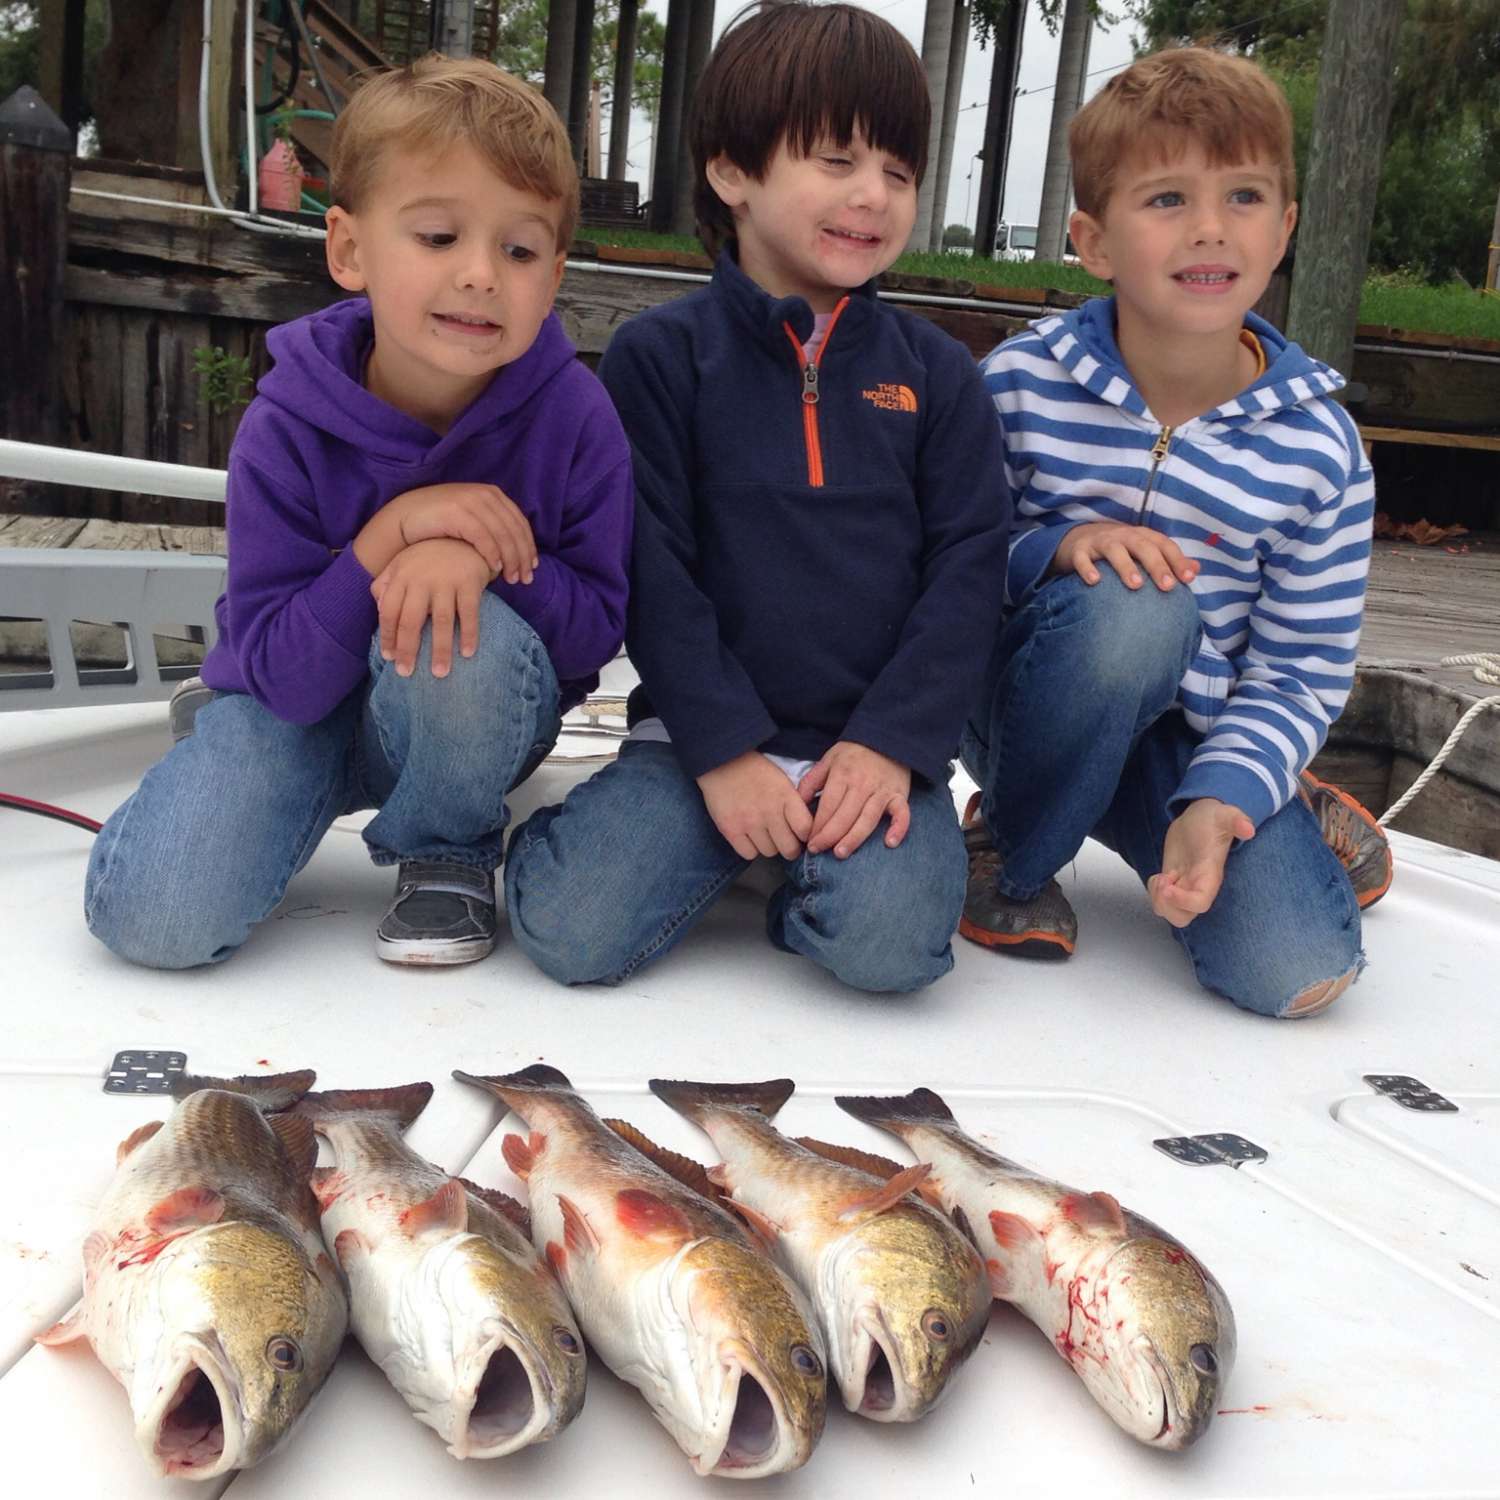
[145,1185,226,1233]
[557,1195,601,1257]
[115,1119,164,1164]
[400,1178,469,1235]
[333,1228,369,1270]
[34,1299,88,1346]
[1059,1191,1128,1235]
[502,1131,543,1181]
[722,1197,782,1253]
[836,1161,933,1223]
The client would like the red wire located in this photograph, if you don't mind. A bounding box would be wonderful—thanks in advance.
[0,792,103,834]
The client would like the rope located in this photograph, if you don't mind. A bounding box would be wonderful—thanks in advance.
[1378,653,1500,827]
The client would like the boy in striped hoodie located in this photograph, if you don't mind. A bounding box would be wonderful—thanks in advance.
[961,47,1391,1018]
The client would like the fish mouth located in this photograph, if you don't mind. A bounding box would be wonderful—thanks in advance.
[452,1330,546,1459]
[144,1339,242,1478]
[858,1335,899,1417]
[700,1344,810,1479]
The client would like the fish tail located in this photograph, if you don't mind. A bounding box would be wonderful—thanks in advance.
[452,1064,574,1108]
[294,1082,433,1133]
[171,1068,316,1111]
[834,1087,956,1135]
[648,1078,795,1126]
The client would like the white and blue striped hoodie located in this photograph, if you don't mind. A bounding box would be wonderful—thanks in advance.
[981,296,1374,829]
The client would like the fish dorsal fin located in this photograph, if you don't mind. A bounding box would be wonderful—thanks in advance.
[1059,1191,1128,1235]
[34,1299,88,1347]
[456,1178,532,1239]
[836,1161,933,1223]
[796,1136,907,1179]
[502,1131,540,1180]
[401,1178,468,1235]
[721,1197,781,1254]
[615,1187,692,1241]
[116,1119,164,1164]
[605,1118,723,1202]
[557,1195,599,1257]
[269,1113,318,1176]
[146,1186,226,1233]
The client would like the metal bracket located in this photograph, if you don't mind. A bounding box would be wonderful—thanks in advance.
[1363,1074,1459,1112]
[1153,1133,1269,1168]
[104,1049,187,1095]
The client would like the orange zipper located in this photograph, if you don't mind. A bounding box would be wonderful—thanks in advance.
[782,297,849,487]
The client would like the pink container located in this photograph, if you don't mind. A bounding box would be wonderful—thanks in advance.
[258,137,304,211]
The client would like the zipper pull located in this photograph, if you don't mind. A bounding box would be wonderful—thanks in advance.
[801,362,820,405]
[1151,425,1172,461]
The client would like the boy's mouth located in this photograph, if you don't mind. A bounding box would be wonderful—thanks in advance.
[1172,266,1238,292]
[435,312,502,335]
[824,227,881,248]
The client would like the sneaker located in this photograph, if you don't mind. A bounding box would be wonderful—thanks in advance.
[376,861,497,966]
[957,793,1077,960]
[1298,771,1394,910]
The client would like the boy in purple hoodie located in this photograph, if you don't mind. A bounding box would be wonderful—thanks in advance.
[84,57,632,969]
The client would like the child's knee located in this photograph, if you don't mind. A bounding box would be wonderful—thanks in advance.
[1058,572,1201,694]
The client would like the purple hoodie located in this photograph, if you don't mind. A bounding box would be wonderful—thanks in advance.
[199,298,632,721]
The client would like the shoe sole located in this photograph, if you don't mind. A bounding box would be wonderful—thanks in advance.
[958,915,1075,960]
[1301,772,1394,911]
[376,934,496,966]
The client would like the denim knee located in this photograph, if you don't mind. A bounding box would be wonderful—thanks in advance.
[1049,572,1201,706]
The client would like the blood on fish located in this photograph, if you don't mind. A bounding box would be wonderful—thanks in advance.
[546,1242,567,1276]
[1217,1405,1270,1415]
[116,1232,189,1270]
[1164,1248,1186,1264]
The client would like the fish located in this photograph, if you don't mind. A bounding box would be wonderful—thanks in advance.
[835,1087,1236,1450]
[35,1069,348,1480]
[453,1065,827,1478]
[649,1079,992,1423]
[295,1082,586,1459]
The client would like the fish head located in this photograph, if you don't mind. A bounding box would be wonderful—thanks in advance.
[135,1220,347,1478]
[392,1234,587,1459]
[1088,1236,1236,1450]
[824,1209,991,1422]
[652,1237,827,1478]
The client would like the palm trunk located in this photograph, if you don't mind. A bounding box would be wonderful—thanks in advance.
[607,0,638,181]
[1034,0,1091,265]
[913,0,954,252]
[928,0,971,252]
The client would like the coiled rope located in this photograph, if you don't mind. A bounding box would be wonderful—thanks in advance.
[1378,653,1500,827]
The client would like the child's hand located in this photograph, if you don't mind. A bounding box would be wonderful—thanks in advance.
[1149,797,1255,927]
[370,538,491,678]
[360,483,538,584]
[800,742,912,859]
[1053,522,1198,591]
[697,752,814,861]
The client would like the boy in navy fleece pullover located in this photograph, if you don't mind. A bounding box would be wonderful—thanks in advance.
[85,58,631,970]
[505,2,1011,994]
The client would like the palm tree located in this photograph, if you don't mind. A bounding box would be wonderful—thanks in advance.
[914,0,955,251]
[1034,0,1090,264]
[927,1,971,252]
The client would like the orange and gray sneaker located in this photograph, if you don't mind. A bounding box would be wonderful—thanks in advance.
[1298,771,1394,910]
[958,793,1078,960]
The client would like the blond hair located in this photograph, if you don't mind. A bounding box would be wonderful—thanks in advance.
[1070,47,1295,219]
[331,54,578,247]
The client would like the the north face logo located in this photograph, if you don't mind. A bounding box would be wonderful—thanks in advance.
[861,383,918,412]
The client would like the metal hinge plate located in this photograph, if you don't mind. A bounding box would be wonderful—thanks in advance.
[1364,1074,1458,1112]
[104,1049,187,1095]
[1153,1133,1269,1168]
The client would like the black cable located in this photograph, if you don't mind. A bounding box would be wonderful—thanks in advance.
[0,792,102,834]
[256,4,303,116]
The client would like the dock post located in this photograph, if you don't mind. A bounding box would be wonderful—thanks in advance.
[0,86,73,511]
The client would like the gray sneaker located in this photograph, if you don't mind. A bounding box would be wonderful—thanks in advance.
[1298,771,1394,911]
[958,795,1077,960]
[376,861,497,966]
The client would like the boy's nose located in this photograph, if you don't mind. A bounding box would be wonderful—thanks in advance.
[1191,208,1226,244]
[847,163,889,211]
[456,249,501,291]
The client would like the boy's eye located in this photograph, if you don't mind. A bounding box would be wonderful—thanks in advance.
[1146,191,1184,209]
[505,244,539,263]
[821,155,852,168]
[885,168,912,186]
[1229,188,1266,205]
[416,233,457,248]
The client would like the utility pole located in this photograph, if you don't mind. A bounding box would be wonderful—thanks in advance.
[1034,0,1091,265]
[973,0,1026,259]
[607,0,639,182]
[1285,0,1404,377]
[928,0,971,253]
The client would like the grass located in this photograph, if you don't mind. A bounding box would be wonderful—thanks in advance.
[575,224,1500,340]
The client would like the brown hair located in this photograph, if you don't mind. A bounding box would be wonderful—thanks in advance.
[331,54,579,247]
[1070,47,1295,219]
[691,2,930,257]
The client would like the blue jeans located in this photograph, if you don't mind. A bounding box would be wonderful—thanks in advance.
[85,596,560,969]
[504,741,966,994]
[960,572,1363,1017]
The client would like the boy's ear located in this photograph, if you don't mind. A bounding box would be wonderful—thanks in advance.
[324,206,367,293]
[1277,198,1298,259]
[1069,208,1111,282]
[704,153,749,210]
[547,248,567,306]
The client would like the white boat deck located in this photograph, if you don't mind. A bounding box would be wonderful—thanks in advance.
[2,686,1498,1499]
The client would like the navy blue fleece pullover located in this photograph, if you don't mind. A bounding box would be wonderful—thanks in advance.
[598,250,1012,786]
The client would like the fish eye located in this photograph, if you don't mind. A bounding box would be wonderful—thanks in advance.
[265,1335,303,1373]
[553,1326,583,1356]
[790,1343,823,1378]
[921,1309,951,1343]
[1189,1343,1218,1376]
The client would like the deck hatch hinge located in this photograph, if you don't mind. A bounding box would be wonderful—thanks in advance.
[1151,1133,1268,1168]
[104,1049,187,1094]
[1363,1074,1458,1112]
